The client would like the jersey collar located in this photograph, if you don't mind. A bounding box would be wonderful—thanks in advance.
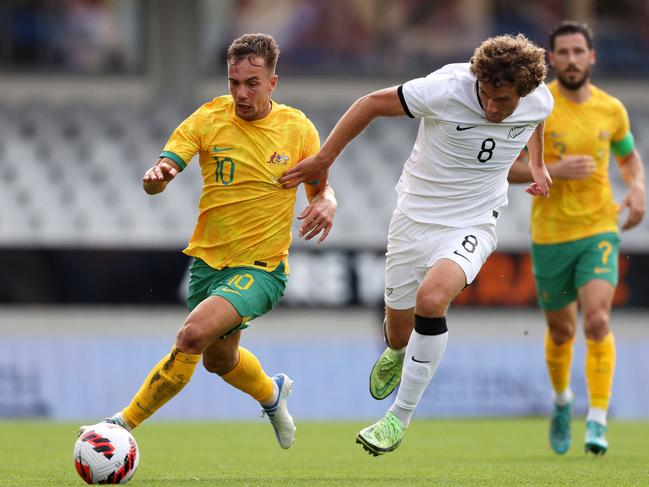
[475,80,484,111]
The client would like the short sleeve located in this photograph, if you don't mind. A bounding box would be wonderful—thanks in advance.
[160,109,201,170]
[401,72,451,119]
[611,99,631,143]
[533,83,554,124]
[521,82,554,125]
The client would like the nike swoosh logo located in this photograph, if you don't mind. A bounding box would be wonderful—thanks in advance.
[456,124,478,131]
[594,267,611,274]
[213,146,234,153]
[411,356,430,364]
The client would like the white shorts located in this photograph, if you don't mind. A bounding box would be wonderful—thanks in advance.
[384,208,497,310]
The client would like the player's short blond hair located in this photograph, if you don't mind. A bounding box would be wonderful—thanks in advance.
[227,33,280,73]
[470,34,547,97]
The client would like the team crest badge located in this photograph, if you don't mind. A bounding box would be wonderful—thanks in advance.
[267,151,290,165]
[507,125,527,139]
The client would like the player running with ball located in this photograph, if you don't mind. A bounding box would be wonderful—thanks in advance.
[80,33,336,451]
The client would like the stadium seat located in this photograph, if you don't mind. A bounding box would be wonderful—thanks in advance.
[1,101,647,250]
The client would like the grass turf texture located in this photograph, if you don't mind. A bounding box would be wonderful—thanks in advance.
[1,419,648,486]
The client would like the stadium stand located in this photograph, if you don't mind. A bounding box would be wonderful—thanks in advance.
[1,100,648,250]
[1,0,647,254]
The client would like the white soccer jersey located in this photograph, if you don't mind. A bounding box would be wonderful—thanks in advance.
[397,62,553,227]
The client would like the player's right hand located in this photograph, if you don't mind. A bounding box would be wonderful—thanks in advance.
[551,155,596,180]
[142,161,178,194]
[527,162,552,197]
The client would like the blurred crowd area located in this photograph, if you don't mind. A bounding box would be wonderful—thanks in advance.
[208,0,649,77]
[1,0,649,77]
[0,0,141,73]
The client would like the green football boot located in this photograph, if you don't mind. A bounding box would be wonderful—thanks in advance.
[369,347,405,400]
[355,412,407,456]
[549,402,572,454]
[584,420,608,455]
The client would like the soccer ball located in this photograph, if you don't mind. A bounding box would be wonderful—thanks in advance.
[73,423,139,484]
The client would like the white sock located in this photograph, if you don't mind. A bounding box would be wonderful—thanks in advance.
[110,412,133,432]
[388,329,448,426]
[587,407,607,426]
[553,388,574,407]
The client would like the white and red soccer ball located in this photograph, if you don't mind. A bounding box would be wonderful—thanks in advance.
[73,423,139,484]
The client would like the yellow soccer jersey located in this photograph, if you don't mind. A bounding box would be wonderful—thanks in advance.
[531,81,631,244]
[160,95,320,272]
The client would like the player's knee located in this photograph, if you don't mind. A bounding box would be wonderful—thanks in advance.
[415,289,449,317]
[547,325,574,345]
[546,317,576,344]
[584,309,610,341]
[175,321,207,355]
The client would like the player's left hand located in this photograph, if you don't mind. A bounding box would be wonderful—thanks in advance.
[619,184,646,230]
[298,191,337,242]
[526,163,552,197]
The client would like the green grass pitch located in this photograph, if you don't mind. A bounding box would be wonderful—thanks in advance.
[1,419,648,486]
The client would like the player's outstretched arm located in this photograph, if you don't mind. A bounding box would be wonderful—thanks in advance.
[299,181,337,243]
[508,150,533,183]
[142,158,180,195]
[279,87,406,188]
[509,150,596,183]
[524,122,552,197]
[617,148,646,230]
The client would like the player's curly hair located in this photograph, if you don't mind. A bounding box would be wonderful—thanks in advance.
[470,34,547,97]
[227,33,280,72]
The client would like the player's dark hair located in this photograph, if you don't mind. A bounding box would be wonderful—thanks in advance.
[549,21,594,51]
[226,33,280,73]
[470,34,547,97]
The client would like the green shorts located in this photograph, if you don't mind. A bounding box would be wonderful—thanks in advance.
[531,232,619,311]
[187,258,288,333]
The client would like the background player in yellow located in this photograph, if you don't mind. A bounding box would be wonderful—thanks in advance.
[80,33,337,450]
[509,21,645,455]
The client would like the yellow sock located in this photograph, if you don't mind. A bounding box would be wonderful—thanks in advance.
[545,330,574,395]
[221,347,275,404]
[121,346,201,428]
[585,332,616,410]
